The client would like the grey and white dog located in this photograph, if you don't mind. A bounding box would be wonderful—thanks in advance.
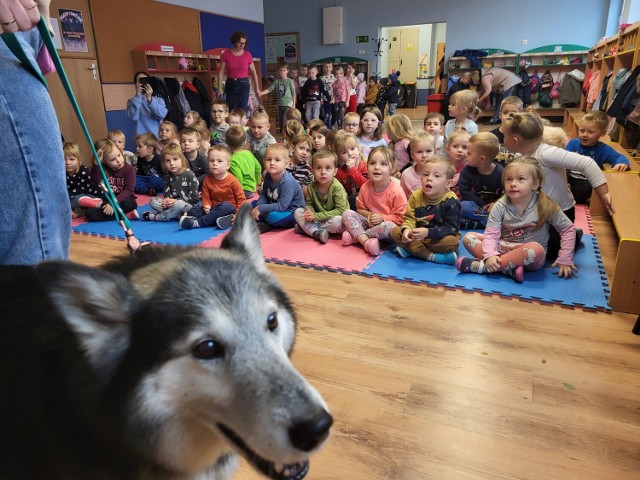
[0,204,332,480]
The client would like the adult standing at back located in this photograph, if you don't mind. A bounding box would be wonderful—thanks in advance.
[126,71,168,136]
[443,71,473,121]
[477,66,521,124]
[219,30,261,113]
[1,0,71,264]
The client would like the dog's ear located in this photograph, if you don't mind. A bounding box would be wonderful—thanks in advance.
[35,261,134,371]
[221,203,267,272]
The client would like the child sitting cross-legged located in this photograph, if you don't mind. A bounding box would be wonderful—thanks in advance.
[64,142,103,218]
[226,125,262,200]
[179,145,246,230]
[135,133,163,196]
[342,146,407,256]
[142,144,199,222]
[252,144,306,234]
[294,149,349,244]
[456,156,577,283]
[180,127,209,184]
[459,132,504,230]
[391,156,461,264]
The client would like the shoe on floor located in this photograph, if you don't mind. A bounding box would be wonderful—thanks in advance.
[179,215,198,230]
[456,256,474,272]
[575,227,584,249]
[147,188,157,196]
[142,211,154,221]
[342,231,356,246]
[126,209,140,221]
[312,229,329,244]
[294,223,304,234]
[77,196,102,209]
[363,238,380,256]
[256,222,273,234]
[395,245,411,258]
[503,265,524,283]
[216,214,234,230]
[432,251,457,265]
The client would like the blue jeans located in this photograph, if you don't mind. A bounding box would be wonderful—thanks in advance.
[188,202,235,227]
[226,77,250,113]
[305,100,321,120]
[149,197,192,221]
[251,200,295,228]
[0,29,70,264]
[491,86,515,122]
[460,200,489,226]
[135,175,163,194]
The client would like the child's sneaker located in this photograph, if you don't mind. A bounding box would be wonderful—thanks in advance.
[148,188,157,196]
[215,214,234,230]
[456,256,475,272]
[179,216,198,229]
[432,251,457,265]
[126,209,140,221]
[256,222,273,234]
[294,223,304,234]
[312,229,329,244]
[363,238,380,256]
[503,265,524,283]
[77,197,102,209]
[142,211,155,221]
[342,231,356,246]
[394,245,410,258]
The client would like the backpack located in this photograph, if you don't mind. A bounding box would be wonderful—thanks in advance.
[538,71,554,107]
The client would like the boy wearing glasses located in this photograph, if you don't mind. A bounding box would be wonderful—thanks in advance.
[210,100,230,146]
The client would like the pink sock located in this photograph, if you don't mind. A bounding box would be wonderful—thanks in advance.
[77,197,102,208]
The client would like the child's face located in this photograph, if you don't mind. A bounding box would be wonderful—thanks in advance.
[104,149,125,171]
[292,142,312,164]
[323,64,332,75]
[311,132,326,150]
[208,151,230,176]
[360,112,379,136]
[578,120,605,147]
[337,145,360,166]
[465,142,483,168]
[136,141,155,159]
[312,157,337,187]
[228,114,242,127]
[336,70,344,79]
[180,133,201,154]
[263,149,288,177]
[499,104,522,124]
[159,124,174,142]
[504,165,539,203]
[368,79,375,86]
[343,117,359,135]
[423,118,443,136]
[421,161,452,200]
[278,67,288,79]
[446,137,469,165]
[211,105,229,126]
[346,65,354,76]
[300,66,308,77]
[163,154,184,175]
[108,135,126,151]
[250,118,270,140]
[367,151,392,183]
[448,102,465,118]
[64,155,79,175]
[308,67,317,80]
[184,113,195,127]
[290,69,298,80]
[412,140,435,169]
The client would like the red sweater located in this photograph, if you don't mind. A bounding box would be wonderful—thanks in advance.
[335,161,367,196]
[201,173,246,211]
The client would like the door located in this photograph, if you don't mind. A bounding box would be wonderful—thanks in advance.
[388,28,420,83]
[49,0,106,162]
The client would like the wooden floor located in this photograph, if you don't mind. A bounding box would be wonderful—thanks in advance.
[69,210,640,479]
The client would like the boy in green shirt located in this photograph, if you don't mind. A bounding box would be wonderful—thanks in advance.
[226,125,262,199]
[259,61,296,134]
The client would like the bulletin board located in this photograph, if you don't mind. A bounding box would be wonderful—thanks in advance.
[265,32,301,66]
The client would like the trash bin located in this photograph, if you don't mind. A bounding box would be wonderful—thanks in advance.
[427,93,445,113]
[404,82,417,108]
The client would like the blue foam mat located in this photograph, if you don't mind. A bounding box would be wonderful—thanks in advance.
[72,205,226,246]
[362,233,610,311]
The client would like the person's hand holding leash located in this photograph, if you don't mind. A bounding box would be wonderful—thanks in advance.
[0,0,39,34]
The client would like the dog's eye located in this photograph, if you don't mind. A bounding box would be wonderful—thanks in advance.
[267,312,278,331]
[192,339,224,359]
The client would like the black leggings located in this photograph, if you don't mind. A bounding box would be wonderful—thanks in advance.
[85,198,137,222]
[547,206,575,260]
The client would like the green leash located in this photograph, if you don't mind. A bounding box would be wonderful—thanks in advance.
[1,18,145,252]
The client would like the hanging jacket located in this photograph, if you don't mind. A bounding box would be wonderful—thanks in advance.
[164,77,191,124]
[558,75,582,107]
[183,80,208,125]
[452,49,489,68]
[192,77,211,125]
[607,65,640,123]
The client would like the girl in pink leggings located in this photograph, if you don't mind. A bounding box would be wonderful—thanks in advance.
[456,157,577,283]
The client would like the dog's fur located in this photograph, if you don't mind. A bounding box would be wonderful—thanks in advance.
[0,204,331,480]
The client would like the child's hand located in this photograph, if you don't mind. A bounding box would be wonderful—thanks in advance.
[612,163,629,172]
[203,205,211,214]
[102,204,114,216]
[345,157,355,169]
[484,255,501,273]
[252,205,261,221]
[303,208,315,222]
[402,229,412,243]
[410,227,428,241]
[368,213,383,225]
[162,198,176,209]
[552,262,578,278]
[393,171,402,179]
[599,192,615,215]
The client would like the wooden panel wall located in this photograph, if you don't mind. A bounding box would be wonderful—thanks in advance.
[89,0,202,83]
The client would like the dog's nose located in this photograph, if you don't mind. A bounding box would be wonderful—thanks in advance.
[289,410,333,452]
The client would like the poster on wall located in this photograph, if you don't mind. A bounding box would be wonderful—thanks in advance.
[265,33,299,65]
[58,8,88,53]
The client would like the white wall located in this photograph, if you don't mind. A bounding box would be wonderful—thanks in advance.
[155,0,264,23]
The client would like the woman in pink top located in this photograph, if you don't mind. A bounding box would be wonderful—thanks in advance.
[219,30,261,113]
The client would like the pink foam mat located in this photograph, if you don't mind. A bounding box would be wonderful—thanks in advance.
[574,204,594,235]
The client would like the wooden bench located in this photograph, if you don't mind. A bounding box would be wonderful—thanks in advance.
[604,141,640,172]
[590,172,640,318]
[563,108,585,139]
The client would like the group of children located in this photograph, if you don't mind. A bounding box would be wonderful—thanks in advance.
[62,83,623,284]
